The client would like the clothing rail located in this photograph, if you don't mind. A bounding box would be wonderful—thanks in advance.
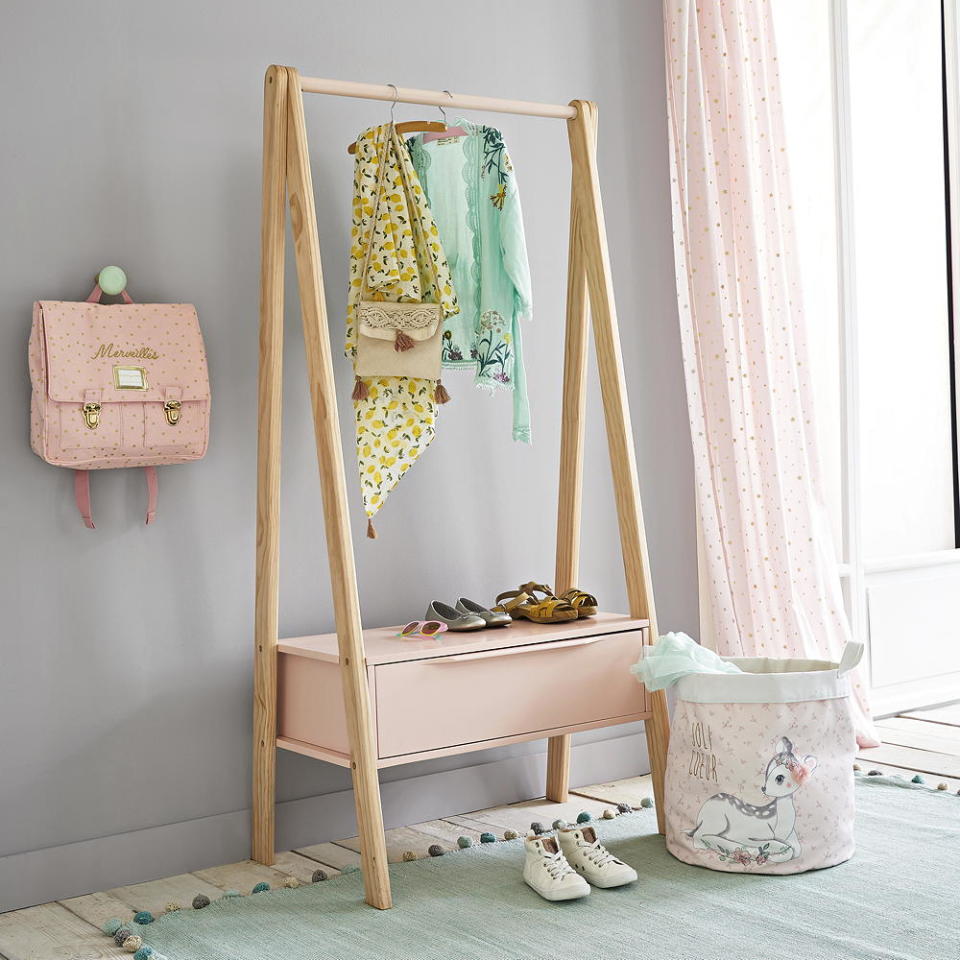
[254,65,671,910]
[298,75,578,120]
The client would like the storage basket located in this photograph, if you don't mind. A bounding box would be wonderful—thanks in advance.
[664,642,863,874]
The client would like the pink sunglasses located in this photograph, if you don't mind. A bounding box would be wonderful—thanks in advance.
[397,620,448,639]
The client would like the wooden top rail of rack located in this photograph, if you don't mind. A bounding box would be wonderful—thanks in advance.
[297,75,579,120]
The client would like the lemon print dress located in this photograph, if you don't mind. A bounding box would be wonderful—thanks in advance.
[346,124,459,535]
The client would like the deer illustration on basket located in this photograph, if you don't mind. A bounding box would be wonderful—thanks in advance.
[687,736,818,865]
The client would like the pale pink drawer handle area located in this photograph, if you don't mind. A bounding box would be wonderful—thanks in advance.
[375,628,648,759]
[430,635,605,663]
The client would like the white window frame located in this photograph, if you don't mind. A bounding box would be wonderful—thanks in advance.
[830,0,960,715]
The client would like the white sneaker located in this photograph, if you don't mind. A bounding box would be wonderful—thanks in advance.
[557,825,638,888]
[522,835,590,901]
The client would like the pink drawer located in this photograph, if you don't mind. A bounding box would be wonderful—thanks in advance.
[375,629,647,759]
[278,654,354,757]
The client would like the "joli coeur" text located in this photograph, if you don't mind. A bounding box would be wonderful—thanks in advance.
[688,720,719,782]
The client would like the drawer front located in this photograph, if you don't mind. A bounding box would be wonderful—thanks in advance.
[376,629,647,759]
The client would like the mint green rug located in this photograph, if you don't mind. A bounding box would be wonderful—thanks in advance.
[111,777,957,960]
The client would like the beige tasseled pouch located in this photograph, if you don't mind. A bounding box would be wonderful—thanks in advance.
[355,300,442,379]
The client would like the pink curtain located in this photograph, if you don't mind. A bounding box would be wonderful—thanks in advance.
[663,0,878,745]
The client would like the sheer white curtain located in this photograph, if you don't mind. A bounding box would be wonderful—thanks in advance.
[663,0,877,745]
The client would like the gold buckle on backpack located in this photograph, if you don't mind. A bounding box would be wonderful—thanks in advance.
[82,402,101,430]
[163,399,182,425]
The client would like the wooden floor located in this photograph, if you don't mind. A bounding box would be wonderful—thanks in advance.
[2,703,958,960]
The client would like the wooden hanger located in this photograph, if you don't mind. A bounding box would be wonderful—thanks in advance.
[422,90,468,143]
[347,120,445,155]
[421,124,467,144]
[347,82,450,154]
[347,85,470,154]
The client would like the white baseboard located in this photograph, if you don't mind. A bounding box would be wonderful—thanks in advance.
[0,729,649,913]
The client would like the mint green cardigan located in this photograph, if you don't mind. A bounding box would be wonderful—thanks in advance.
[408,121,532,442]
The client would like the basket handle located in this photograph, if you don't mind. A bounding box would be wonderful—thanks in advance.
[837,641,864,677]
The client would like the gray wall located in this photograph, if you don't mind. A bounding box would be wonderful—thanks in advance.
[0,0,695,910]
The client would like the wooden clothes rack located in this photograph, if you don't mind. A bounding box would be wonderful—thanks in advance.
[253,65,670,910]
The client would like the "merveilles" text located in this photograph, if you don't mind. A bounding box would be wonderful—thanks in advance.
[90,343,159,360]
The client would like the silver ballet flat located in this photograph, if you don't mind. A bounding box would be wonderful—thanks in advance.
[455,597,512,628]
[425,600,486,632]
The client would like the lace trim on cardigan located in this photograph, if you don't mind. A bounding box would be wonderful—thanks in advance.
[406,135,431,176]
[460,119,485,356]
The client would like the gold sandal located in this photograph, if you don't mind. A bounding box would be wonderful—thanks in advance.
[558,588,598,619]
[520,581,596,620]
[493,589,578,624]
[516,583,579,623]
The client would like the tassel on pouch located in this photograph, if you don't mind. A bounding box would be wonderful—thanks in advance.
[434,380,451,404]
[394,330,415,352]
[352,375,369,401]
[366,518,378,539]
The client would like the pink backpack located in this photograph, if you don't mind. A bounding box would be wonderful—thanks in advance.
[29,282,210,527]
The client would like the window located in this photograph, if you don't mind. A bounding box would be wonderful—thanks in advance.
[849,0,956,559]
[773,0,960,713]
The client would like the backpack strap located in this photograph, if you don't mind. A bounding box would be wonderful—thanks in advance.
[85,283,134,304]
[73,466,159,528]
[74,470,95,529]
[143,465,158,525]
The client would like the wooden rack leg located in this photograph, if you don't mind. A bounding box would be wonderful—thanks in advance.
[282,67,392,909]
[567,100,670,832]
[547,161,593,803]
[545,737,571,803]
[252,64,289,866]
